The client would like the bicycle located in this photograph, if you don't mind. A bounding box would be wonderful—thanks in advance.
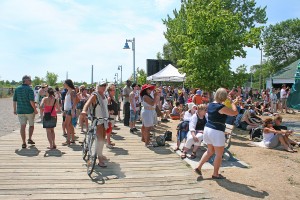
[82,117,113,176]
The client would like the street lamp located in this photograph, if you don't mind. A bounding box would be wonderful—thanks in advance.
[123,37,135,82]
[118,65,122,85]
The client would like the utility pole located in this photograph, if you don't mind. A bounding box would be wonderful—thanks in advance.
[91,65,94,84]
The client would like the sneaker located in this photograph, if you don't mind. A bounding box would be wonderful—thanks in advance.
[27,139,35,145]
[130,128,134,133]
[133,127,139,132]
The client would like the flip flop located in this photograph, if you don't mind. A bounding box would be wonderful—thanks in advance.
[194,168,202,176]
[98,162,107,168]
[212,174,226,179]
[181,153,187,159]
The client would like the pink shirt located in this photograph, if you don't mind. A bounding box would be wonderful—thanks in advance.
[44,105,57,116]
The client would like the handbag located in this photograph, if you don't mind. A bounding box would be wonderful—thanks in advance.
[43,100,57,128]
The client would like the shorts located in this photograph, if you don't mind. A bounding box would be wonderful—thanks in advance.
[281,98,287,108]
[177,130,188,142]
[184,131,204,149]
[265,134,281,148]
[65,110,72,116]
[203,126,226,147]
[130,110,139,122]
[18,113,35,126]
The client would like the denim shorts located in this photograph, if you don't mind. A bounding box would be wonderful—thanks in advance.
[130,110,139,122]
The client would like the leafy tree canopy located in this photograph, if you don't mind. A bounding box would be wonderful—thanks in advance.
[163,0,266,91]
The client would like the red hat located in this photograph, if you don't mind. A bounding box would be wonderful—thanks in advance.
[140,84,155,94]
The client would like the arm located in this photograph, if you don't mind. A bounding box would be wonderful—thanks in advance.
[188,114,199,142]
[13,101,17,115]
[219,99,238,116]
[129,93,136,112]
[29,89,38,114]
[264,127,292,135]
[55,98,61,112]
[81,95,96,115]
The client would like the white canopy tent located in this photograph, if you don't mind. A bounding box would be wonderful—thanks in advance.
[146,64,186,82]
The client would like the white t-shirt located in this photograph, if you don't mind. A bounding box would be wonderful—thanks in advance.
[280,89,287,99]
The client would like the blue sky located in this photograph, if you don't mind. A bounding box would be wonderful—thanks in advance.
[0,0,299,83]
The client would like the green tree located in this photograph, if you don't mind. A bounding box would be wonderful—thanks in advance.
[263,18,300,71]
[233,64,250,87]
[32,76,44,87]
[136,68,147,85]
[163,0,267,91]
[45,71,58,86]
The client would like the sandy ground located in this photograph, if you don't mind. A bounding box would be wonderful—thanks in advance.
[0,97,19,137]
[165,113,300,200]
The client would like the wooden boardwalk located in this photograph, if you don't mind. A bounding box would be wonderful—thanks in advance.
[0,115,210,200]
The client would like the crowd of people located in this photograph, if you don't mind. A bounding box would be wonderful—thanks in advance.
[13,75,299,177]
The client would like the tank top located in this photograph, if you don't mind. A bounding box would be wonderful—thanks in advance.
[64,93,72,111]
[195,115,207,130]
[44,105,57,116]
[205,103,227,132]
[263,131,275,145]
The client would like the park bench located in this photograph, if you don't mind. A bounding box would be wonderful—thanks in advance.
[208,123,237,163]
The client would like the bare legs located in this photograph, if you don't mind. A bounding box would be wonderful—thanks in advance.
[20,125,34,145]
[141,125,151,145]
[65,115,75,143]
[96,125,107,165]
[196,144,225,177]
[46,128,56,149]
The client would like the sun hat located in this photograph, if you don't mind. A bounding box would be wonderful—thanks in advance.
[187,103,197,111]
[97,81,107,87]
[140,84,155,94]
[196,89,202,95]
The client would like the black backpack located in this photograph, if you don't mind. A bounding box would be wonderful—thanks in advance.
[249,128,262,140]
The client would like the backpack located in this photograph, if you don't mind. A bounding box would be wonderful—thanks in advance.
[249,128,262,140]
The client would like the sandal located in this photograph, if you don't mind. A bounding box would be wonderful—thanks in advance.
[194,168,202,176]
[106,144,114,149]
[62,141,70,146]
[190,152,197,159]
[174,147,180,151]
[97,162,107,168]
[22,143,27,149]
[285,148,294,153]
[212,174,226,179]
[181,153,187,159]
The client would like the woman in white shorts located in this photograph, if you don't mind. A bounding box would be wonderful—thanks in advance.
[181,104,207,159]
[194,88,238,179]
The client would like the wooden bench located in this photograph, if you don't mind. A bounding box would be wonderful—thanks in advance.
[208,123,237,163]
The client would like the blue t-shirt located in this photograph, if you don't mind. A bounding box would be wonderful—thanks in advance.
[205,103,227,132]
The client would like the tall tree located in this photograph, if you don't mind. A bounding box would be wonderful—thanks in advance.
[136,68,147,85]
[163,0,266,91]
[32,76,44,87]
[263,18,300,71]
[45,71,58,86]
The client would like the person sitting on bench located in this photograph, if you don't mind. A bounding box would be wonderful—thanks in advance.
[181,104,207,159]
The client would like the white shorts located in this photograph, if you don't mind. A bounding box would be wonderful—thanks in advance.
[184,131,203,149]
[203,126,225,147]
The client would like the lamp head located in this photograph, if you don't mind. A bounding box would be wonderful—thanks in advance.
[123,41,130,49]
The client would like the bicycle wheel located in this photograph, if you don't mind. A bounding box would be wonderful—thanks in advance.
[82,131,88,160]
[87,134,97,176]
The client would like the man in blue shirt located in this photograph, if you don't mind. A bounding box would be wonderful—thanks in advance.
[13,75,38,149]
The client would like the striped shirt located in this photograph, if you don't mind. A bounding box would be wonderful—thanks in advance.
[13,84,35,114]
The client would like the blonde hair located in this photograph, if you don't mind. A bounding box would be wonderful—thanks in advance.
[106,83,115,92]
[214,88,228,103]
[197,104,207,111]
